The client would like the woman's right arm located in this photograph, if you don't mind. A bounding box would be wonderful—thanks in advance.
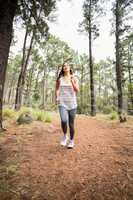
[55,79,60,102]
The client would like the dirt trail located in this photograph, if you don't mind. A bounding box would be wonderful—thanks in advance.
[0,115,133,200]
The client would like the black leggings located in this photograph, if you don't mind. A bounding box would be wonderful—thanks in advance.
[59,106,77,140]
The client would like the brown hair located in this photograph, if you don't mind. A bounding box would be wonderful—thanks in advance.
[57,61,73,81]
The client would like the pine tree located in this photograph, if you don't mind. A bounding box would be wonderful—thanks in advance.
[0,0,57,130]
[79,0,103,116]
[112,0,133,121]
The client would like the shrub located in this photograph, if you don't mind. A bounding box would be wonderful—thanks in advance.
[3,108,15,119]
[77,104,89,114]
[16,107,52,123]
[109,111,118,120]
[103,106,113,114]
[34,110,46,121]
[45,112,52,123]
[18,106,32,116]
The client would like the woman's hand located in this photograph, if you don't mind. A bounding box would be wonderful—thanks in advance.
[55,79,60,104]
[70,75,76,83]
[71,75,79,92]
[55,96,59,105]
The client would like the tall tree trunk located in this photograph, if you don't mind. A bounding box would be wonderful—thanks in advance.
[0,0,17,130]
[80,64,84,113]
[5,71,16,105]
[24,64,35,106]
[89,0,96,116]
[15,27,28,110]
[98,68,101,97]
[7,76,14,104]
[42,65,47,109]
[15,30,34,110]
[34,70,40,92]
[104,75,108,105]
[127,41,133,113]
[115,1,123,116]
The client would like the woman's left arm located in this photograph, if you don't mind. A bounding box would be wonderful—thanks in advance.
[71,76,79,93]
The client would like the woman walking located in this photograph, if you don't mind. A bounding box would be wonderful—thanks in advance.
[55,61,79,149]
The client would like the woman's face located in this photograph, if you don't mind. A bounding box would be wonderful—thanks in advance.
[63,62,70,73]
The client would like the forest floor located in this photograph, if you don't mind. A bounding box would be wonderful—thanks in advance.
[0,113,133,200]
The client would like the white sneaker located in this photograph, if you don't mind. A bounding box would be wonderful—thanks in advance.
[60,135,68,146]
[67,140,74,149]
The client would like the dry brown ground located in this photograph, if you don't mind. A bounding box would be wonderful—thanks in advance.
[0,114,133,200]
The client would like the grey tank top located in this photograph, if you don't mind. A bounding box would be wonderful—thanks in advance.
[58,76,77,110]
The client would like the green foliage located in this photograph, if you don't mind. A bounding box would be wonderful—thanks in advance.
[33,110,52,122]
[5,2,132,117]
[77,104,89,114]
[33,93,40,102]
[97,97,104,112]
[3,108,15,119]
[34,110,46,121]
[128,103,133,115]
[3,106,53,124]
[18,106,32,116]
[103,106,113,114]
[109,111,118,120]
[44,103,57,111]
[45,112,52,123]
[128,83,133,91]
[79,0,104,40]
[16,0,57,39]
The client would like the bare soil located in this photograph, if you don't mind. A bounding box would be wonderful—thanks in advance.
[0,114,133,200]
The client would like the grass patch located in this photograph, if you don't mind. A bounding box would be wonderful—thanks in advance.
[103,106,113,114]
[34,110,46,121]
[109,111,118,120]
[2,107,53,124]
[96,113,119,122]
[3,108,15,119]
[33,110,52,122]
[17,107,32,117]
[45,112,52,123]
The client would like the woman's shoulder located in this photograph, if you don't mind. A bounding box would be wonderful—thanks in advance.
[56,76,62,81]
